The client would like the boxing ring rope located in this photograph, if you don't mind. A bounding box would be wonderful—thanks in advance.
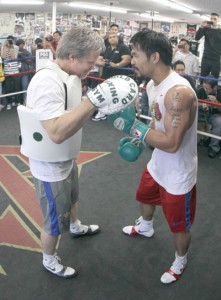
[1,64,221,141]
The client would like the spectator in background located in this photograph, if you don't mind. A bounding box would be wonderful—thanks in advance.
[172,38,199,76]
[0,49,5,110]
[31,38,43,71]
[34,38,43,50]
[197,76,221,158]
[93,32,131,121]
[43,35,54,51]
[104,23,119,47]
[172,60,186,74]
[1,35,20,109]
[50,30,62,59]
[104,23,124,48]
[16,39,34,104]
[97,33,131,80]
[195,13,221,80]
[173,61,197,90]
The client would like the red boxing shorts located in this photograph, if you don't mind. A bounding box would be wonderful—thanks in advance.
[136,167,196,233]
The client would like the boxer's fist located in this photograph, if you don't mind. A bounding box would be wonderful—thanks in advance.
[118,137,145,162]
[107,106,150,142]
[87,75,138,115]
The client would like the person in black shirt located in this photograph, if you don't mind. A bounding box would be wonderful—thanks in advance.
[92,33,132,121]
[195,13,221,80]
[197,76,221,158]
[97,33,131,79]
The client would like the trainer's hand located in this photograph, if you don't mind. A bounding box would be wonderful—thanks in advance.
[118,137,145,162]
[86,75,138,115]
[107,106,150,142]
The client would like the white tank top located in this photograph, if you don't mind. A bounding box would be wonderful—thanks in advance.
[147,72,198,195]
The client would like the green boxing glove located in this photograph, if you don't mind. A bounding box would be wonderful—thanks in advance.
[107,106,150,142]
[118,137,146,162]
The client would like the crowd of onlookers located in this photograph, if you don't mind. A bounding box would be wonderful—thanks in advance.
[0,15,221,158]
[0,30,62,110]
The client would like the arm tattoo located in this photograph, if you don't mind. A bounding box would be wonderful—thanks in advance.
[171,114,181,128]
[170,92,183,128]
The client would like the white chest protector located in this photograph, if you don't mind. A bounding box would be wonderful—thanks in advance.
[17,63,82,162]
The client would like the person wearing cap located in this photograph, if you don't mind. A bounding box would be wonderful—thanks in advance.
[172,38,199,76]
[1,35,20,109]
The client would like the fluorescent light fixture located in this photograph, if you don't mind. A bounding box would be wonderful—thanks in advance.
[141,13,174,23]
[156,0,193,14]
[1,0,45,4]
[200,15,210,21]
[145,11,159,15]
[69,2,127,14]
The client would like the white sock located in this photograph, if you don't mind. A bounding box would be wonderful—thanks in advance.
[171,252,187,274]
[176,252,187,263]
[70,219,81,232]
[138,219,153,231]
[43,252,56,265]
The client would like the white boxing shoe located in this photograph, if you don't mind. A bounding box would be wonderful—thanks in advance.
[43,254,77,279]
[122,216,154,238]
[160,252,187,284]
[70,220,100,238]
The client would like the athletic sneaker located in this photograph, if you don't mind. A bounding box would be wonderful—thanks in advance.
[70,219,100,238]
[122,216,154,237]
[160,252,187,284]
[43,254,77,279]
[92,111,107,121]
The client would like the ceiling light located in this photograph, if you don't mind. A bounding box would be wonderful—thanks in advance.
[140,14,174,23]
[155,0,193,14]
[145,11,159,15]
[200,15,210,21]
[69,2,127,14]
[1,0,45,4]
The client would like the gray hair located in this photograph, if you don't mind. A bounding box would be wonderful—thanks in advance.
[56,26,104,59]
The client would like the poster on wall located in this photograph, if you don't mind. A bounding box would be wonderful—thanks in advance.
[187,24,196,33]
[187,24,197,40]
[15,13,25,38]
[161,22,170,33]
[0,13,15,40]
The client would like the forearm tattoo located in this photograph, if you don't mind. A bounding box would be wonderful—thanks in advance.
[170,92,182,128]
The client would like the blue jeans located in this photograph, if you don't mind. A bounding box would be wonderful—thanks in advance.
[209,114,221,152]
[20,74,31,104]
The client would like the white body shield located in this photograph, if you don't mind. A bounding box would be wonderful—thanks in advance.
[17,105,81,162]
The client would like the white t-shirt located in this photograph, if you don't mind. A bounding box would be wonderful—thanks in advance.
[27,61,82,182]
[147,72,198,195]
[172,51,199,75]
